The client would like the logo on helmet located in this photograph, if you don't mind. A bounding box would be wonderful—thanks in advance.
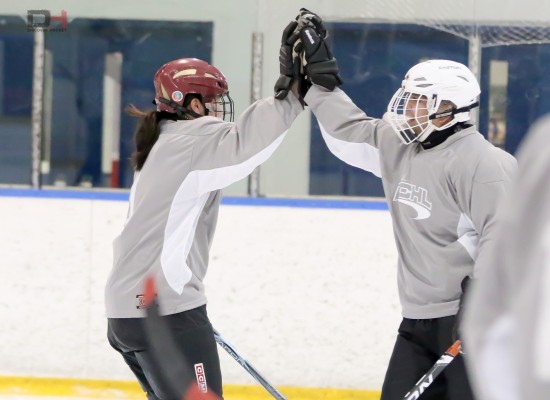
[171,91,184,102]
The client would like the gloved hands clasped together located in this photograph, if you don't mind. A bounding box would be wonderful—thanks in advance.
[274,8,343,102]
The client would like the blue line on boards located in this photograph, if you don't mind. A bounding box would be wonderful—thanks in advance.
[0,188,388,210]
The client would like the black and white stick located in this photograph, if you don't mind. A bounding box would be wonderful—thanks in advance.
[402,340,462,400]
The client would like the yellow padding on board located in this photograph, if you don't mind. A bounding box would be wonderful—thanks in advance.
[0,376,143,398]
[0,376,381,400]
[224,384,381,400]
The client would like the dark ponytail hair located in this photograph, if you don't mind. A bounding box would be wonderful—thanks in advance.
[126,94,203,171]
[126,105,162,171]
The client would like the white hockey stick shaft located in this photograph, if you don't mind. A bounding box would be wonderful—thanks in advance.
[213,329,287,400]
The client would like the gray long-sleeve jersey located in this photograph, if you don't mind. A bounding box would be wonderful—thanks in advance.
[105,93,303,318]
[305,85,517,319]
[463,116,550,400]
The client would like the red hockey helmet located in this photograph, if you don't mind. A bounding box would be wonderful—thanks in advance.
[153,58,234,121]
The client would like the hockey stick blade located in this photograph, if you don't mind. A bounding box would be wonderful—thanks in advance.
[143,277,220,400]
[402,340,462,400]
[213,328,288,400]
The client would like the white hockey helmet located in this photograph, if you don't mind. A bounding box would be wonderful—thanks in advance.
[385,60,481,144]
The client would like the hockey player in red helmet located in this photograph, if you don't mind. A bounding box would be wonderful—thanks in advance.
[106,45,305,400]
[153,58,234,121]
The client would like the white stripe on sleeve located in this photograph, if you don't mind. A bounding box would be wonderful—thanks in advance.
[457,213,479,261]
[319,123,382,177]
[161,133,286,294]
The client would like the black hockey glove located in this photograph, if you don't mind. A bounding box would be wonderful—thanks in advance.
[298,26,343,91]
[296,8,327,39]
[274,20,301,100]
[452,276,472,343]
[284,8,327,47]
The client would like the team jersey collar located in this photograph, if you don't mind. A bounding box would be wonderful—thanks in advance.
[419,125,478,152]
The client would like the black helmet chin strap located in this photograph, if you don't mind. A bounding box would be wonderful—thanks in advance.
[155,97,208,120]
[429,101,479,120]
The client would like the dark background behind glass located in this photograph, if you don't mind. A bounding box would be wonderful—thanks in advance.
[308,22,550,197]
[0,16,33,184]
[43,19,212,188]
[2,18,550,194]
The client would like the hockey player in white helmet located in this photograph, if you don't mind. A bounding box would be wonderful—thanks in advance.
[287,9,517,400]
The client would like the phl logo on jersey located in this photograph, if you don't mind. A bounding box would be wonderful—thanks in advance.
[393,181,432,220]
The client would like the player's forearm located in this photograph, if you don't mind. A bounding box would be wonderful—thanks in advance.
[305,85,382,146]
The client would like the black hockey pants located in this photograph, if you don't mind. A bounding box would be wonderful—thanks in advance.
[107,305,223,400]
[380,316,475,400]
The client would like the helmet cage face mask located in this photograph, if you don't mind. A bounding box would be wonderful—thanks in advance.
[204,93,234,122]
[387,89,438,145]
